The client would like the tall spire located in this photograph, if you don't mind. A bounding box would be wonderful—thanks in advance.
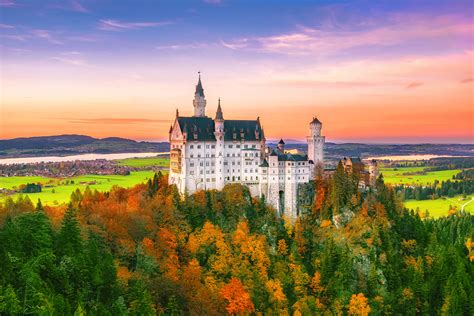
[195,71,204,97]
[215,98,224,120]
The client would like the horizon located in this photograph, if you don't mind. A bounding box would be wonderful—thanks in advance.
[1,0,473,143]
[1,133,473,146]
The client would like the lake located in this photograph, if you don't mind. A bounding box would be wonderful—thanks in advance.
[365,154,468,161]
[0,152,169,165]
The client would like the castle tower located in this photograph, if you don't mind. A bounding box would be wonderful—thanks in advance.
[277,139,285,152]
[369,159,379,187]
[214,98,225,190]
[193,72,206,117]
[307,117,325,169]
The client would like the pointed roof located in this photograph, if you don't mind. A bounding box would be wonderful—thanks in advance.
[195,73,205,97]
[278,139,285,145]
[311,116,321,124]
[215,98,224,120]
[259,159,269,167]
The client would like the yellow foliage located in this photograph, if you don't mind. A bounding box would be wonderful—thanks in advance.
[277,239,288,256]
[402,288,414,300]
[402,239,417,253]
[266,279,287,304]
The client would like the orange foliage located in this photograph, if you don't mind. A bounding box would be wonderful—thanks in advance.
[117,266,132,285]
[348,293,371,316]
[310,272,324,295]
[220,278,254,315]
[320,220,332,228]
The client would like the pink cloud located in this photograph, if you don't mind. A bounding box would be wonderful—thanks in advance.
[0,0,17,7]
[31,29,63,44]
[98,19,173,31]
[406,82,423,89]
[0,23,14,29]
[222,14,472,56]
[50,0,89,13]
[51,57,87,66]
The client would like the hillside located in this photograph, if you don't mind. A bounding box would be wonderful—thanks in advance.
[0,135,169,158]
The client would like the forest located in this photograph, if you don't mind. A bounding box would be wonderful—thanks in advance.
[0,166,473,315]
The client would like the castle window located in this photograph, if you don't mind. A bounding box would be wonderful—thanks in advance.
[211,145,215,149]
[229,145,233,148]
[244,145,248,149]
[252,145,256,148]
[197,145,201,149]
[190,163,194,167]
[227,153,230,157]
[206,145,209,149]
[200,162,203,166]
[198,154,201,158]
[224,162,228,166]
[190,154,194,158]
[236,145,240,148]
[190,145,194,149]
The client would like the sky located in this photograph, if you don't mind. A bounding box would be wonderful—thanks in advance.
[0,0,473,143]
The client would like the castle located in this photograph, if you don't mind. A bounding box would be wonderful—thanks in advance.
[168,75,325,219]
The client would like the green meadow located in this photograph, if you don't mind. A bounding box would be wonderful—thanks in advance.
[0,171,156,205]
[405,194,474,218]
[116,156,169,168]
[380,167,460,186]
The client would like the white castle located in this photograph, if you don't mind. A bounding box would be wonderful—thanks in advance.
[169,75,325,219]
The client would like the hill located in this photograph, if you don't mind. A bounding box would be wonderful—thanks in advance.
[0,134,169,158]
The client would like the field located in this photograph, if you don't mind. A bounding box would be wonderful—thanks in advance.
[380,167,460,186]
[405,194,474,218]
[0,171,156,205]
[116,156,169,168]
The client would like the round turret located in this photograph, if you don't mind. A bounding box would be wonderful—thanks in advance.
[310,117,322,137]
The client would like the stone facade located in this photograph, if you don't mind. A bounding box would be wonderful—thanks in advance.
[168,75,325,220]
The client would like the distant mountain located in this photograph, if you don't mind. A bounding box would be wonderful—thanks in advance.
[0,134,169,158]
[1,134,472,160]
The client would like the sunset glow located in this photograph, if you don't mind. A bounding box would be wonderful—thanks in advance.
[1,0,473,143]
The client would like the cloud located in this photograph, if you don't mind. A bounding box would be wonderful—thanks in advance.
[68,118,169,124]
[31,29,63,44]
[460,78,473,83]
[0,0,17,7]
[221,14,472,56]
[51,57,87,66]
[98,19,173,31]
[155,43,209,50]
[50,0,89,13]
[405,82,423,89]
[0,23,14,29]
[0,34,28,41]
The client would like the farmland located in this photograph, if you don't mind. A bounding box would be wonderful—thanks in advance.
[117,156,169,168]
[405,194,474,218]
[380,166,460,186]
[0,171,156,205]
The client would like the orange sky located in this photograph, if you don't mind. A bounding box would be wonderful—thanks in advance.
[1,1,473,143]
